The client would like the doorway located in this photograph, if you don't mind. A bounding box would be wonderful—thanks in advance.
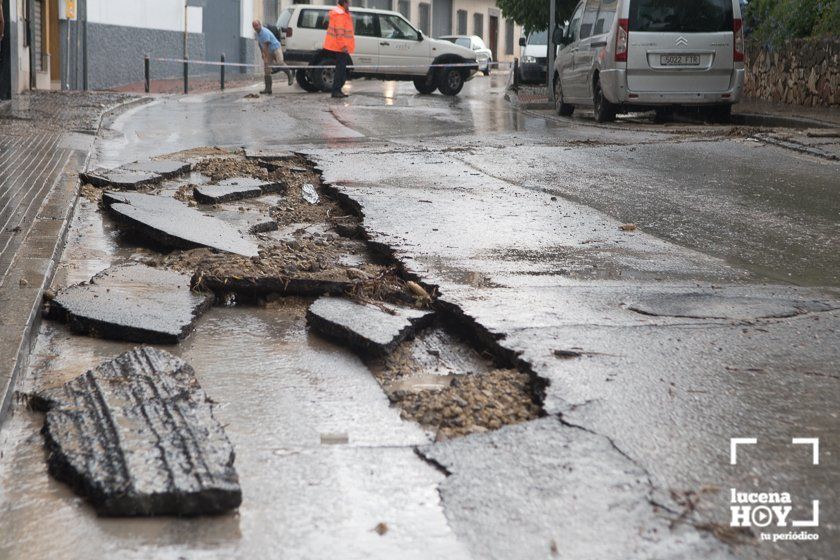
[488,14,499,60]
[203,0,240,70]
[49,0,59,84]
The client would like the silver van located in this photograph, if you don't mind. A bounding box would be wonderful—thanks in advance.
[552,0,745,122]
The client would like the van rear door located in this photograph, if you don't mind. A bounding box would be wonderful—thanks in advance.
[626,0,735,93]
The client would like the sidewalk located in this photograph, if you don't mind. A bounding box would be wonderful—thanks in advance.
[735,97,840,127]
[0,91,138,424]
[505,83,840,125]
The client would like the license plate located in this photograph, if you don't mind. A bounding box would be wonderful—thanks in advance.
[660,54,701,66]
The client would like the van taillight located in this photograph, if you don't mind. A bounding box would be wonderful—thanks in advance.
[615,18,629,62]
[286,27,293,38]
[733,18,744,62]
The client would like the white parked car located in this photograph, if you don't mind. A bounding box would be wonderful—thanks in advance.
[552,0,746,122]
[439,35,493,75]
[277,5,479,95]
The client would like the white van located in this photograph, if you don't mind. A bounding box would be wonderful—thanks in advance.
[552,0,745,122]
[517,31,549,84]
[277,5,478,95]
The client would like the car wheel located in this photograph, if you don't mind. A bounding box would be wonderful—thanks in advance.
[554,75,574,117]
[312,57,336,92]
[593,77,617,123]
[437,67,465,96]
[296,69,320,93]
[413,76,437,95]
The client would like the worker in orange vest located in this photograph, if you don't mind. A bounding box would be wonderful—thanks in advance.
[323,0,355,98]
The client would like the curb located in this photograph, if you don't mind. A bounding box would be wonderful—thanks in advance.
[0,95,150,428]
[504,88,554,111]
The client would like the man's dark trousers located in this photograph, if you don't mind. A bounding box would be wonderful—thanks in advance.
[332,52,351,94]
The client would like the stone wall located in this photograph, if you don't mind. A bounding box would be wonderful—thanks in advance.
[744,38,840,107]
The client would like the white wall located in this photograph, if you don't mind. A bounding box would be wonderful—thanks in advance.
[87,0,202,33]
[241,1,254,38]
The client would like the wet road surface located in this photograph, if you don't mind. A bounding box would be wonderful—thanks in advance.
[1,73,839,559]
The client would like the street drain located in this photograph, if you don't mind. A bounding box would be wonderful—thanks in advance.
[369,326,542,440]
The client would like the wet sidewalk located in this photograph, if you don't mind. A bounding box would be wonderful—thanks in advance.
[0,91,138,422]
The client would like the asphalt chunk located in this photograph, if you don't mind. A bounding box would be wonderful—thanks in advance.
[103,191,259,257]
[46,263,214,344]
[244,148,297,161]
[80,169,161,189]
[121,159,191,178]
[307,297,434,356]
[194,177,285,204]
[32,347,242,517]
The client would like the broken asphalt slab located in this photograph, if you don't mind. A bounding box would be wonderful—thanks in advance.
[307,297,434,356]
[103,191,259,257]
[419,417,733,560]
[80,169,161,189]
[80,160,190,189]
[244,148,297,161]
[121,159,191,178]
[194,177,285,205]
[32,347,242,517]
[46,263,214,344]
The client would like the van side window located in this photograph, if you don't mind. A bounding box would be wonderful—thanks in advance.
[594,0,618,35]
[567,3,584,42]
[580,0,600,39]
[299,9,329,30]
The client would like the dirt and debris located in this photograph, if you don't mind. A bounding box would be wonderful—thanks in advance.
[193,156,271,182]
[369,327,542,439]
[190,243,406,300]
[174,183,197,203]
[79,183,103,203]
[394,368,540,439]
[619,223,637,232]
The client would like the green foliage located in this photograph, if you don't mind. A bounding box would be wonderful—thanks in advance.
[746,0,839,48]
[495,0,579,33]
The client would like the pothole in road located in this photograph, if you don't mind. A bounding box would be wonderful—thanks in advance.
[369,326,542,440]
[65,148,544,443]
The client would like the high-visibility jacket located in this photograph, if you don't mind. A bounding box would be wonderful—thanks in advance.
[323,6,355,54]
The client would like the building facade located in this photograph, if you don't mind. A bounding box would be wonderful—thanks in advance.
[1,0,265,96]
[0,0,522,98]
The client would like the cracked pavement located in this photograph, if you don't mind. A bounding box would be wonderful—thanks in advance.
[1,75,838,559]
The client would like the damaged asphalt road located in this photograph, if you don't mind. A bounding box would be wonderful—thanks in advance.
[1,76,838,559]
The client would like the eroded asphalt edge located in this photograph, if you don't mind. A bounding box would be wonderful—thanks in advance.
[0,96,150,426]
[302,153,739,559]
